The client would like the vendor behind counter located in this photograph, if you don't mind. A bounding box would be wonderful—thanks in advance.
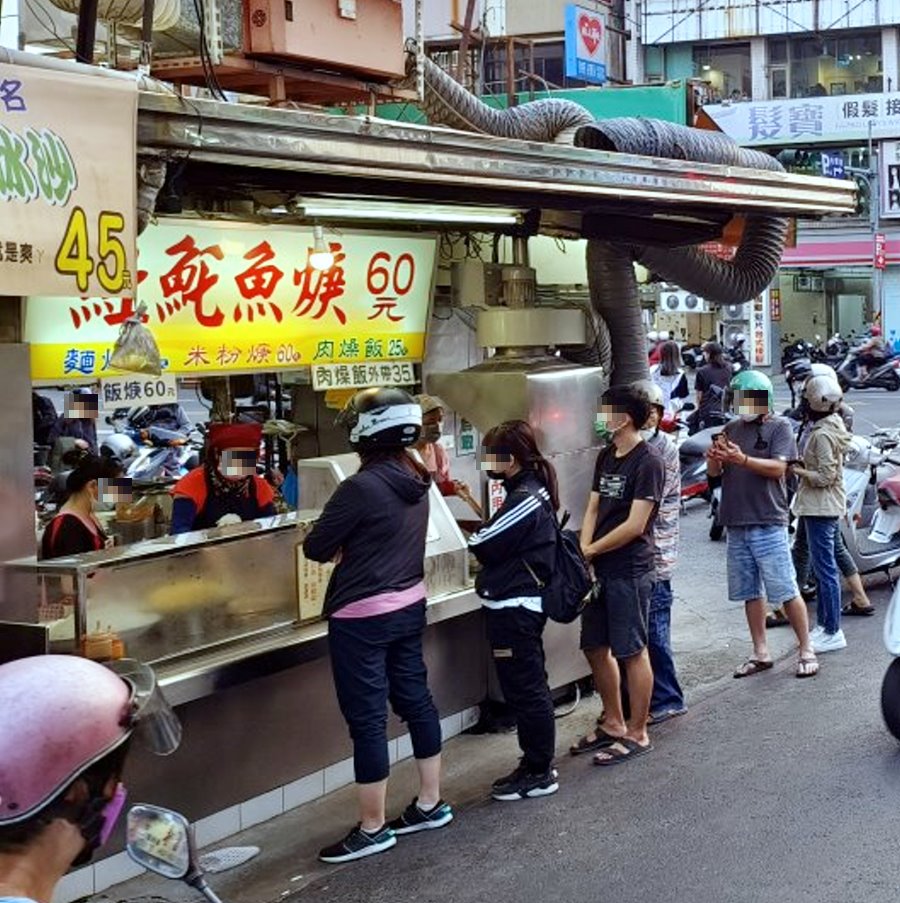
[170,423,276,533]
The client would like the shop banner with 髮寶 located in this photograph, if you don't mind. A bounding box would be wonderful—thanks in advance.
[24,220,437,381]
[1,63,137,297]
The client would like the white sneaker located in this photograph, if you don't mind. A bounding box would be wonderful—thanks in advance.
[812,629,847,654]
[809,625,825,640]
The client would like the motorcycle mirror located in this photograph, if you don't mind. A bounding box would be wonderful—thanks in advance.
[682,402,696,411]
[126,804,193,880]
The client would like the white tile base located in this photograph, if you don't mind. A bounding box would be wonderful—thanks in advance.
[58,704,480,903]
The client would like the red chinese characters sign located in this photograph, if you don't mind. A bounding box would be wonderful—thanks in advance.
[874,232,887,270]
[25,220,437,380]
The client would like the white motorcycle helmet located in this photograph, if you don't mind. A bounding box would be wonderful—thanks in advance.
[803,374,843,413]
[809,362,838,382]
[101,433,137,461]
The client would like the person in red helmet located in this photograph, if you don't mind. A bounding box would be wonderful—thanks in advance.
[857,323,886,378]
[0,655,180,903]
[170,422,276,533]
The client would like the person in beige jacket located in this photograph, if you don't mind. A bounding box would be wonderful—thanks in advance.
[790,375,852,654]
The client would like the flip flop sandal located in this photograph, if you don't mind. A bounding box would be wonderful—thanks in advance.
[842,603,876,617]
[733,658,774,679]
[796,655,819,679]
[592,738,653,767]
[765,611,790,629]
[570,728,623,755]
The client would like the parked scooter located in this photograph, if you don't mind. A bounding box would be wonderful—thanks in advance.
[835,347,900,392]
[881,581,900,740]
[840,432,900,577]
[678,422,727,540]
[726,334,750,374]
[126,804,258,903]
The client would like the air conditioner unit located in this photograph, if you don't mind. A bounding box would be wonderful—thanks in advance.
[720,302,751,321]
[659,290,707,313]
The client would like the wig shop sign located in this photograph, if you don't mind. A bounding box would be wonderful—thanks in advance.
[0,64,138,297]
[24,219,437,380]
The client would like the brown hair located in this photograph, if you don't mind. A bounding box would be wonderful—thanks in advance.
[659,340,683,377]
[482,420,560,511]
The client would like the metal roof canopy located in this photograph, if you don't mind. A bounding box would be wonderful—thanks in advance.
[137,92,857,228]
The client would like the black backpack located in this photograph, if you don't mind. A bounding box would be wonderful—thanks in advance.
[521,489,593,624]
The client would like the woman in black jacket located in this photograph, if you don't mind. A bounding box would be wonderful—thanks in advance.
[303,387,452,864]
[469,420,560,802]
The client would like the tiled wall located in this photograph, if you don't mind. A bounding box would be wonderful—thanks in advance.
[51,705,481,903]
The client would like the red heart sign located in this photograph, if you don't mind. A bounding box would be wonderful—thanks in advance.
[578,14,602,56]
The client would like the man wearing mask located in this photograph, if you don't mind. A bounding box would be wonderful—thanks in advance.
[706,370,818,679]
[572,385,664,766]
[413,395,469,498]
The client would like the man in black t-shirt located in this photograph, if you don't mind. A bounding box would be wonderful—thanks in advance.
[572,385,665,767]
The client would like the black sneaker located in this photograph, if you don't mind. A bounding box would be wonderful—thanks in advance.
[388,798,454,835]
[318,824,396,863]
[491,763,559,801]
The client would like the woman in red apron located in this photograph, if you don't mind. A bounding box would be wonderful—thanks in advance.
[170,422,275,534]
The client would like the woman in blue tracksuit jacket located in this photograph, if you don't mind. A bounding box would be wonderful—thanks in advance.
[468,419,561,802]
[303,387,452,865]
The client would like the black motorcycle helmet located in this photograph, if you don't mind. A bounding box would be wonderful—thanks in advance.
[336,387,422,451]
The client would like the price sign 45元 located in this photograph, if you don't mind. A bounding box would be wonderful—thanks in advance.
[55,208,131,294]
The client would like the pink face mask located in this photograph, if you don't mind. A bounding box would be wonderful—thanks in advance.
[99,783,128,846]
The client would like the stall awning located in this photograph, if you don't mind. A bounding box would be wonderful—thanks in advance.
[136,92,856,221]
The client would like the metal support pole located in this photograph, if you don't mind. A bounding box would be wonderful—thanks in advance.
[138,0,156,74]
[75,0,99,63]
[869,121,885,325]
[414,0,424,103]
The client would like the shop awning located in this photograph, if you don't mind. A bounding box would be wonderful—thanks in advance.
[137,92,856,223]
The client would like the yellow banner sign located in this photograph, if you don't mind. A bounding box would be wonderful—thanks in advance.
[1,63,138,297]
[25,219,437,381]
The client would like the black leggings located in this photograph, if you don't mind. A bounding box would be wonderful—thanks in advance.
[329,601,442,784]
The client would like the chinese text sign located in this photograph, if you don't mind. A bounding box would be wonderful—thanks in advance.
[704,93,900,147]
[564,5,607,85]
[24,220,437,380]
[0,63,137,297]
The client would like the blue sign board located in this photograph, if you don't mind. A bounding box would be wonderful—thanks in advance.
[564,4,608,85]
[820,151,846,179]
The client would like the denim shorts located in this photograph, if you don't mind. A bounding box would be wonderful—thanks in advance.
[727,525,799,606]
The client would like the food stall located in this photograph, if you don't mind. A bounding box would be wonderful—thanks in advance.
[0,51,858,901]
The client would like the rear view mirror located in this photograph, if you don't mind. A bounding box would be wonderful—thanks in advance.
[682,402,696,412]
[126,804,192,880]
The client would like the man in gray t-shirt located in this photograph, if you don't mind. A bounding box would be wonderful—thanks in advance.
[707,371,818,679]
[718,416,796,528]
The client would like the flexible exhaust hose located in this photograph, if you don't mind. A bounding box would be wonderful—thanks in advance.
[412,56,788,384]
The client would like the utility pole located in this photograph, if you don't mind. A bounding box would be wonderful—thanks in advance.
[868,120,885,326]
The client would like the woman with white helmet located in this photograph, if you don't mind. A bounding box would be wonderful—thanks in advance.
[0,655,180,903]
[790,374,853,653]
[303,388,452,864]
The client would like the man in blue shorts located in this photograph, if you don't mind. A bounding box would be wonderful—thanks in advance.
[707,370,819,679]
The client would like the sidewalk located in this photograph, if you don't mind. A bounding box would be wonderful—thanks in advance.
[88,504,822,903]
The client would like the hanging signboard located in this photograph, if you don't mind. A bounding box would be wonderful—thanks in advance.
[881,140,900,219]
[751,291,771,367]
[310,361,415,391]
[769,288,782,322]
[875,232,887,270]
[0,64,138,297]
[24,220,437,381]
[564,5,607,85]
[100,373,179,410]
[703,93,900,147]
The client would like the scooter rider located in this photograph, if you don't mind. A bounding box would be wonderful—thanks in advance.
[707,370,819,679]
[858,324,886,378]
[0,655,181,903]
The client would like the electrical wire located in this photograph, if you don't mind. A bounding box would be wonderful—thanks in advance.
[190,0,228,101]
[22,0,77,54]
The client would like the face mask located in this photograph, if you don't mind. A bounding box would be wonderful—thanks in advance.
[640,428,657,441]
[72,783,128,866]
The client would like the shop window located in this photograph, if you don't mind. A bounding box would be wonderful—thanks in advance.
[785,30,882,98]
[770,66,788,99]
[693,43,751,102]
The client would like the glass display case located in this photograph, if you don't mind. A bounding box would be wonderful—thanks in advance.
[6,514,308,666]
